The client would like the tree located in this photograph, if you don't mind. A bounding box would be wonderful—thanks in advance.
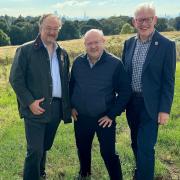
[80,25,95,35]
[87,19,102,29]
[0,29,10,46]
[0,19,9,35]
[58,21,80,40]
[120,23,134,34]
[156,18,168,32]
[175,16,180,30]
[9,25,24,45]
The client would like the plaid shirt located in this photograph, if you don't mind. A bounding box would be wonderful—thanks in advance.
[131,32,154,92]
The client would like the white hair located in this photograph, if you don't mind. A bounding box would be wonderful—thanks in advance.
[84,29,104,39]
[134,2,156,18]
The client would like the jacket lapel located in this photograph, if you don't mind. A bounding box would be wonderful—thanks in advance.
[126,38,136,75]
[142,31,160,73]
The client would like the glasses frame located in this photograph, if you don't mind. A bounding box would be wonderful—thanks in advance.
[135,17,154,24]
[42,25,60,33]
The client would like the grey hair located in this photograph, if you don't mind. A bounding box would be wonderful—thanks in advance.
[134,2,156,18]
[84,29,104,39]
[39,13,61,28]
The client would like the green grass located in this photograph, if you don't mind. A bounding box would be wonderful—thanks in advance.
[0,63,179,179]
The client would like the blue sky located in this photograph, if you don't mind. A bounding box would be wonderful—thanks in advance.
[0,0,180,18]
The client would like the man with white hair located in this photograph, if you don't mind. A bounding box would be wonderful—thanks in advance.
[70,29,131,179]
[122,3,176,180]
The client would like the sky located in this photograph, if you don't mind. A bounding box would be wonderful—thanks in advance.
[0,0,180,18]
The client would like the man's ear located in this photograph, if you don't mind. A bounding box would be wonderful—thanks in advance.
[153,16,158,25]
[102,37,105,43]
[132,18,136,27]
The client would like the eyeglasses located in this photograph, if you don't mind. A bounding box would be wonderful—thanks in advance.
[135,17,154,24]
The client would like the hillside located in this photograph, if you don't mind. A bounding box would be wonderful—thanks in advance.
[0,32,180,179]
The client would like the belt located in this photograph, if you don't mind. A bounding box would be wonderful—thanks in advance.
[132,92,143,97]
[51,97,62,102]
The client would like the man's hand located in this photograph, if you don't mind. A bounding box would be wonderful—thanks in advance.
[98,116,113,128]
[158,112,169,125]
[29,98,45,115]
[72,108,78,121]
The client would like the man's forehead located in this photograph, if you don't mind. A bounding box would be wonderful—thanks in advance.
[85,33,103,41]
[135,9,154,17]
[43,16,60,25]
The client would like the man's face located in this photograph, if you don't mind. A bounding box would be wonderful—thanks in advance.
[133,9,157,40]
[84,32,105,60]
[40,16,60,45]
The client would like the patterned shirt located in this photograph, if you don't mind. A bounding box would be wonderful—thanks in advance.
[132,32,154,92]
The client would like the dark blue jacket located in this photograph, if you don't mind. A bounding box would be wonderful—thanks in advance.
[70,50,132,120]
[122,30,176,120]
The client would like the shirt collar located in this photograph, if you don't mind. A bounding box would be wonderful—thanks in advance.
[87,51,104,67]
[42,41,58,51]
[135,29,155,43]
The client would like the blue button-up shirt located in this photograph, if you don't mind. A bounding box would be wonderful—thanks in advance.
[44,43,62,98]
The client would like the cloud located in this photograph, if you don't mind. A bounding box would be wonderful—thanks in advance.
[52,0,90,9]
[10,0,28,2]
[97,2,109,6]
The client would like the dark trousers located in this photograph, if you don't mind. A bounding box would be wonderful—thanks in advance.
[74,115,122,180]
[126,96,158,180]
[23,98,62,180]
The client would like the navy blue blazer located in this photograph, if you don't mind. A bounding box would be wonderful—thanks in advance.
[122,30,176,120]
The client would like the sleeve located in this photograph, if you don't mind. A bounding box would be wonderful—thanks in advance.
[106,60,132,120]
[9,47,34,107]
[69,61,76,108]
[121,40,127,64]
[159,41,176,113]
[62,48,70,80]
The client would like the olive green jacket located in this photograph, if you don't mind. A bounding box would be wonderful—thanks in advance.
[9,35,72,123]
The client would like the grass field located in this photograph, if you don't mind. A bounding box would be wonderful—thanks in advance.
[0,32,180,180]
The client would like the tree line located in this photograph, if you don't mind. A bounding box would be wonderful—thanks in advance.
[0,15,180,46]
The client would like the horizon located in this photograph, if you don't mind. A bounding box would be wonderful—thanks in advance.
[0,0,180,19]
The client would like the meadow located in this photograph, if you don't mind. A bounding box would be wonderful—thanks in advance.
[0,32,180,180]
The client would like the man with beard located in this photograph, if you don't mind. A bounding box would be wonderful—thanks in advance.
[9,14,71,180]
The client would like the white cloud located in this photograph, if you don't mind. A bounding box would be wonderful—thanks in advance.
[52,0,90,9]
[10,0,29,2]
[97,2,109,6]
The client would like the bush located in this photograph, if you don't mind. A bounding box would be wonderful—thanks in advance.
[0,29,10,46]
[120,23,134,34]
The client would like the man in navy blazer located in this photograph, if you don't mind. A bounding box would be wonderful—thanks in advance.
[122,3,176,180]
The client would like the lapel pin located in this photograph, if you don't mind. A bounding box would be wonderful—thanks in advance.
[155,41,158,45]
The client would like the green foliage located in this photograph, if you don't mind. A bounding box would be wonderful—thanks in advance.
[175,16,180,30]
[1,15,179,46]
[87,19,103,29]
[59,21,80,40]
[0,29,10,46]
[80,24,95,35]
[120,23,134,34]
[0,19,10,35]
[156,18,168,32]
